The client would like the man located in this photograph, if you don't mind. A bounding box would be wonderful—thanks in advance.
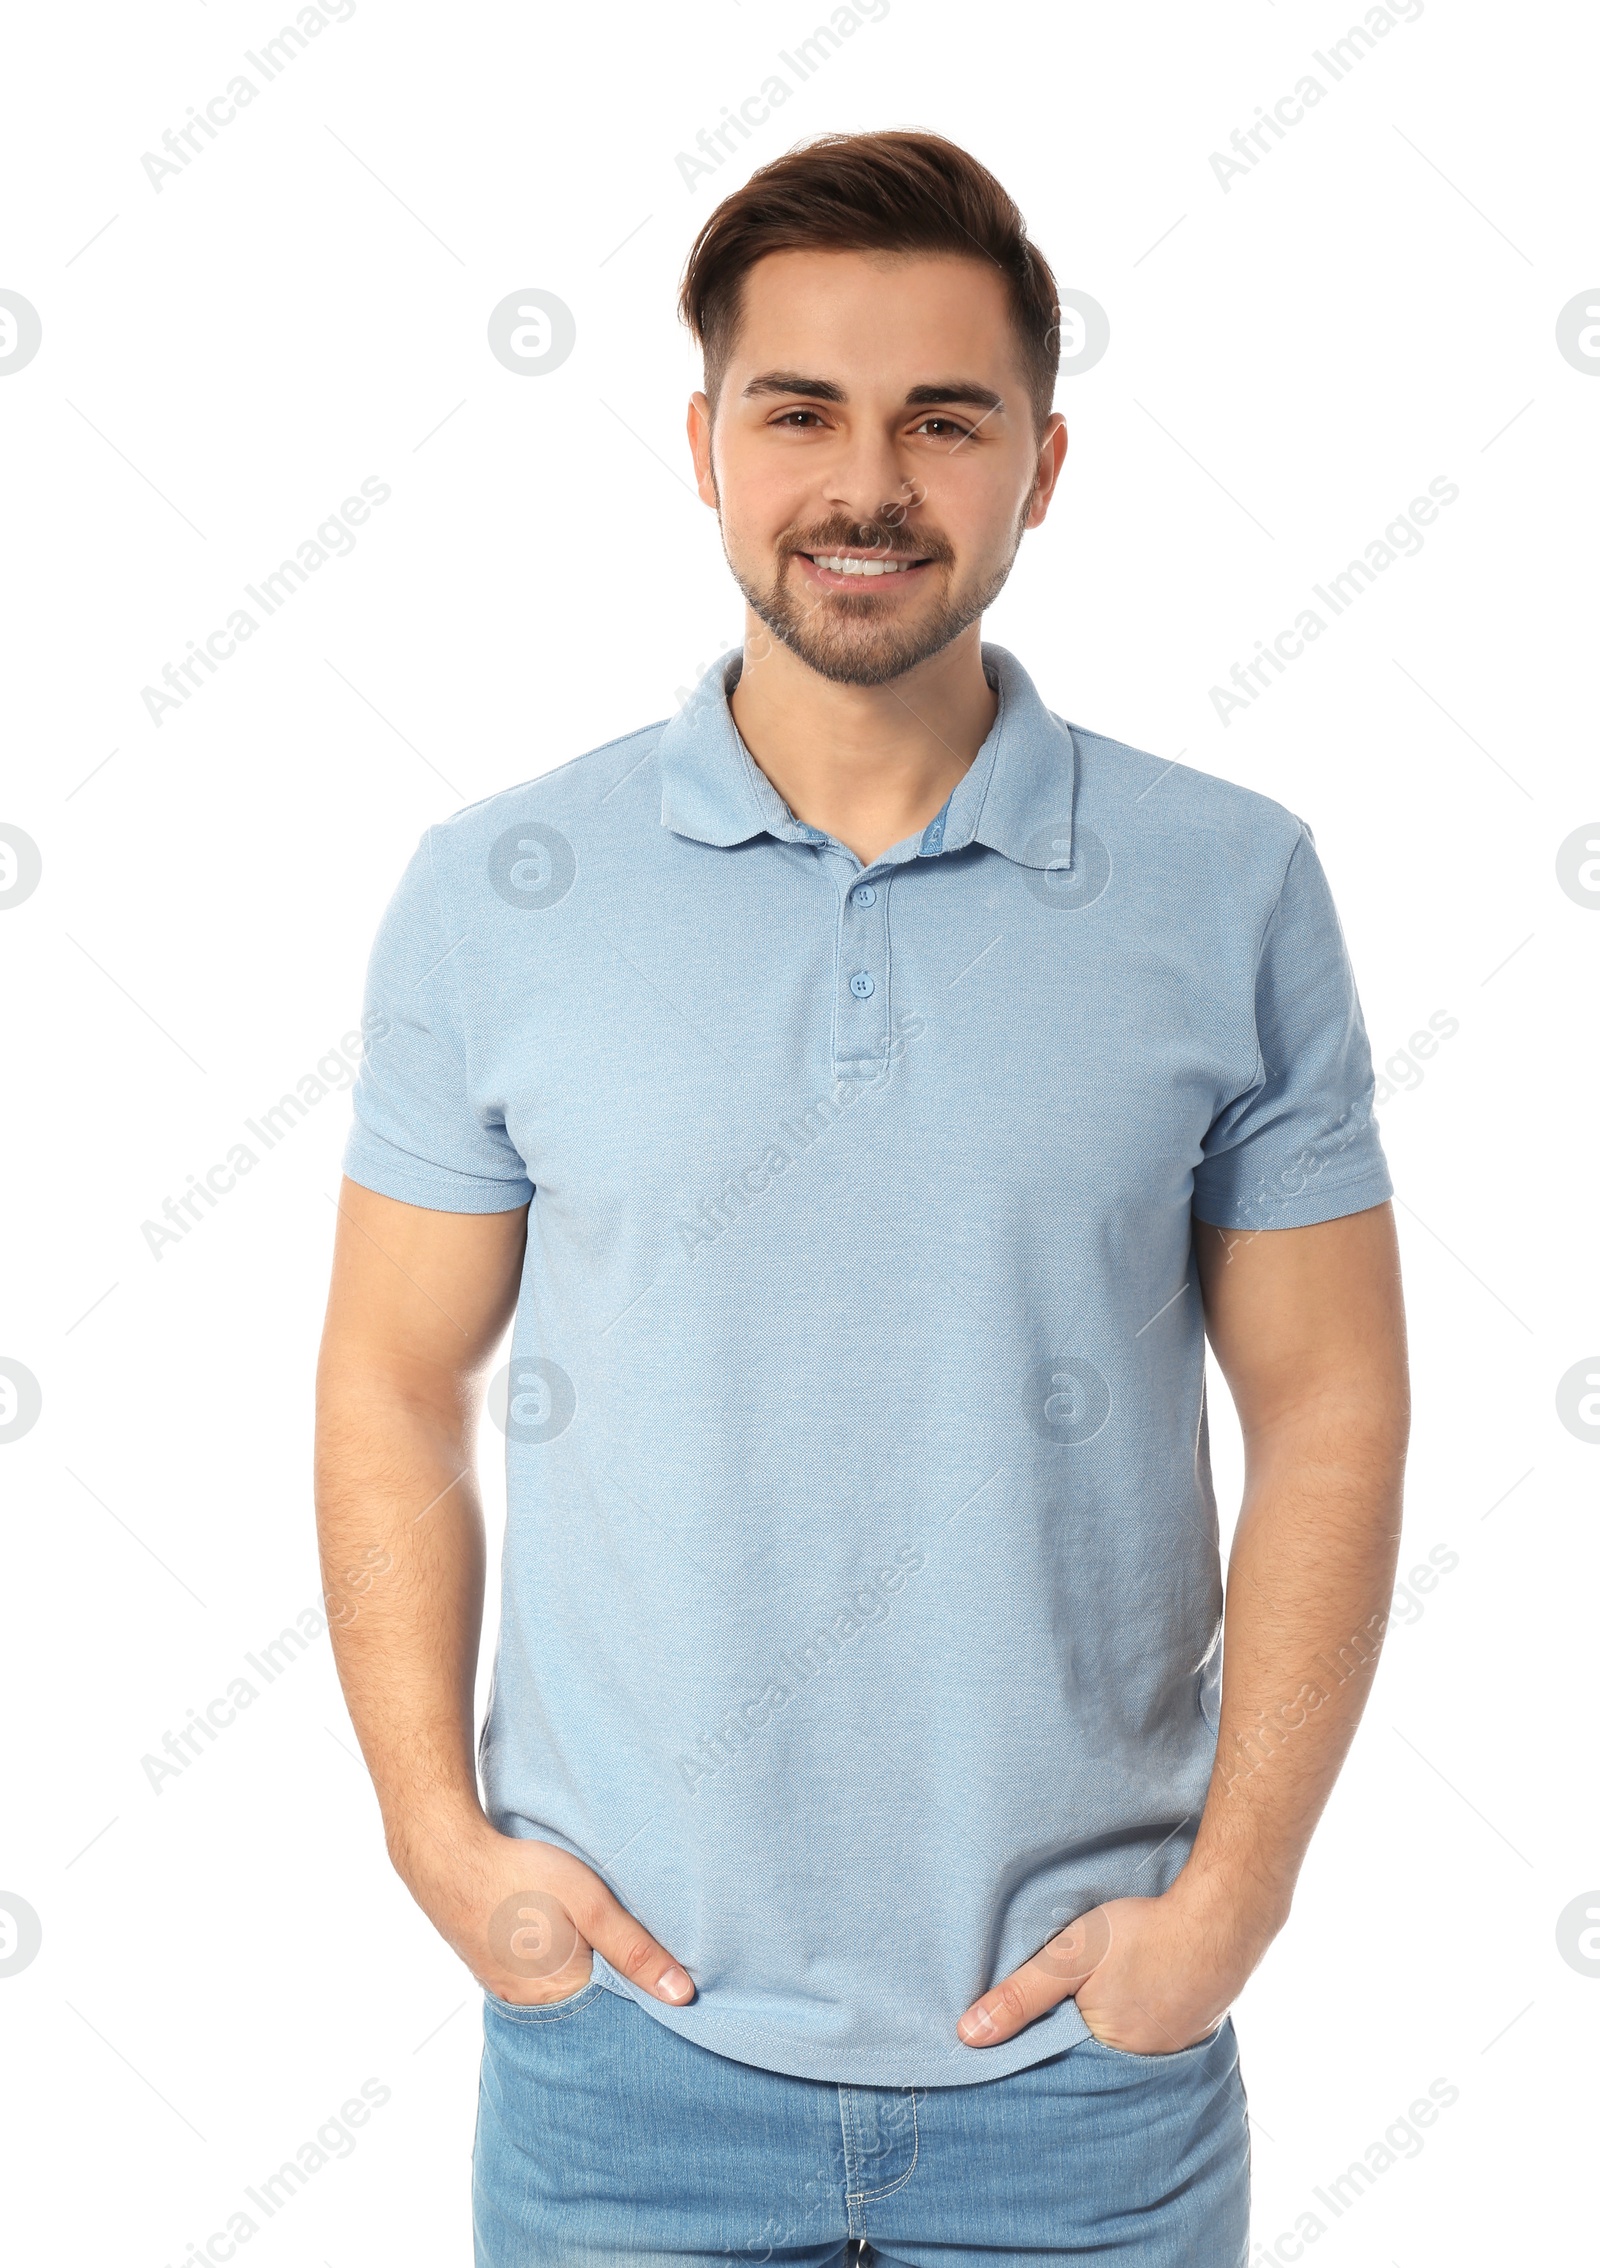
[316,130,1408,2267]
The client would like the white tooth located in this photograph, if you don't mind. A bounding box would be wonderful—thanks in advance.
[862,561,884,576]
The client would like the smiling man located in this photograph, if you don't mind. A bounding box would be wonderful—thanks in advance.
[316,131,1409,2267]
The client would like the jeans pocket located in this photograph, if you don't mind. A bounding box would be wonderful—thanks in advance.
[483,1966,603,2023]
[1078,2013,1231,2065]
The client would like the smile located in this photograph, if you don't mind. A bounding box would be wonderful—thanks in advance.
[796,549,935,586]
[811,555,919,576]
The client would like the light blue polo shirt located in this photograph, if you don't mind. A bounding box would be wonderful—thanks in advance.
[343,644,1393,2088]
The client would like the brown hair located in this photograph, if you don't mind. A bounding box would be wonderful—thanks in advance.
[679,130,1061,432]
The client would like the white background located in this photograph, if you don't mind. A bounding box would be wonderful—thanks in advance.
[2,1,1596,2262]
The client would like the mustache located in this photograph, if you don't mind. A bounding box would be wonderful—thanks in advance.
[777,516,955,567]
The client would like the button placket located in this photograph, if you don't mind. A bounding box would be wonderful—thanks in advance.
[834,866,891,1079]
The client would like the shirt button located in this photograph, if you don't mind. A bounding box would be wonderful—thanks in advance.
[853,884,877,907]
[849,971,875,999]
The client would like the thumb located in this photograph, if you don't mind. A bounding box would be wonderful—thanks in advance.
[566,1881,696,2005]
[957,1906,1111,2046]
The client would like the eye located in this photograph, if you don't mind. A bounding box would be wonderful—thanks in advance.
[769,408,827,428]
[911,415,974,440]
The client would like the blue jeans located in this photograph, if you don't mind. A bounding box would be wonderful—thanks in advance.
[473,1975,1250,2265]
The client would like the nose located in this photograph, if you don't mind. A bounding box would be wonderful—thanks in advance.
[820,436,924,536]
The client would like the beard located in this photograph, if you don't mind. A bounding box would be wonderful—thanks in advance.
[724,504,1030,688]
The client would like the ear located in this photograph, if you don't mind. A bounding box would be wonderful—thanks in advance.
[1025,412,1068,529]
[686,392,719,508]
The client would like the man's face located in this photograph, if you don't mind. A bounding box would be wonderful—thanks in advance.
[688,249,1066,687]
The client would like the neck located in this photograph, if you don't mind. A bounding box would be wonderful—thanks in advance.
[727,613,998,867]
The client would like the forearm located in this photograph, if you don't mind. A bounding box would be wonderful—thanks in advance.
[962,1209,1410,2051]
[1178,1389,1407,1931]
[314,1363,491,1864]
[310,1189,691,2008]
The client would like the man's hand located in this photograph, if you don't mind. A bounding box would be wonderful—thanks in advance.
[956,1880,1278,2054]
[394,1810,696,2009]
[315,1185,697,2014]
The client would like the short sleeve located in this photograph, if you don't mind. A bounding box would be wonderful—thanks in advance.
[341,830,534,1214]
[1192,824,1393,1232]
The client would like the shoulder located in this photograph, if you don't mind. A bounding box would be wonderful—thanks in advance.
[1062,717,1309,889]
[425,717,668,857]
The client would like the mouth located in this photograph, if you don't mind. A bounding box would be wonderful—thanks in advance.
[793,547,938,592]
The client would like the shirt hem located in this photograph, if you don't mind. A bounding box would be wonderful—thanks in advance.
[1192,1163,1394,1234]
[587,1950,1092,2088]
[341,1132,532,1215]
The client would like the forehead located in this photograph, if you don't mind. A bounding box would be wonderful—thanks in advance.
[727,247,1025,394]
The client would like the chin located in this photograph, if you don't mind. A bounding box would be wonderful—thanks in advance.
[752,587,980,689]
[785,631,958,688]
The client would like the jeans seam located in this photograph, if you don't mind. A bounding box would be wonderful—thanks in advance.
[838,2086,861,2240]
[483,1980,604,2024]
[1082,2017,1227,2065]
[851,2088,921,2205]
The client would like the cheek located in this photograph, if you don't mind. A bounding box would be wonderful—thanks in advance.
[713,444,815,548]
[934,496,1026,580]
[931,455,1037,548]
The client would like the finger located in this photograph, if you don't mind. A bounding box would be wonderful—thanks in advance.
[566,1884,695,2005]
[956,1961,1060,2047]
[957,1907,1113,2047]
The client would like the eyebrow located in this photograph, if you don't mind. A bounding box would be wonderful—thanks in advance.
[905,381,1004,413]
[741,371,1005,414]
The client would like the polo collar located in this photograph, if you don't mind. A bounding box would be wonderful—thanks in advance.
[657,642,1075,873]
